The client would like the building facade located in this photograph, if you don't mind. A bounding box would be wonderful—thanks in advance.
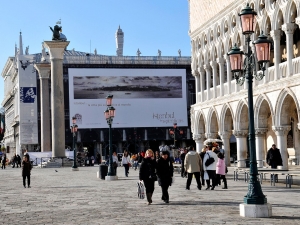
[1,28,193,160]
[189,0,300,169]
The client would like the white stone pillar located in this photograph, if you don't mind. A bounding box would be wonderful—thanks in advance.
[199,67,205,102]
[204,64,211,100]
[224,55,231,95]
[219,131,231,166]
[144,129,148,141]
[217,58,224,97]
[282,23,296,77]
[44,41,70,157]
[193,134,205,153]
[270,30,281,81]
[122,129,126,141]
[34,63,51,152]
[255,129,268,168]
[272,126,291,170]
[210,61,218,98]
[233,130,248,167]
[192,70,200,103]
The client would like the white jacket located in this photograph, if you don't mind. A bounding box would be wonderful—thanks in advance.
[121,156,130,165]
[203,150,218,171]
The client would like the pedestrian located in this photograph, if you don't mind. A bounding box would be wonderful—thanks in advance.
[203,144,218,190]
[96,152,101,165]
[12,154,17,168]
[139,149,157,205]
[184,146,202,190]
[122,151,130,177]
[266,144,283,169]
[216,152,228,189]
[155,151,160,162]
[199,146,207,186]
[157,150,173,203]
[17,155,21,168]
[112,152,118,175]
[180,147,187,178]
[1,154,6,169]
[22,155,32,188]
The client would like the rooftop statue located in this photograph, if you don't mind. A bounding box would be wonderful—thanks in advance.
[136,48,141,57]
[49,24,67,41]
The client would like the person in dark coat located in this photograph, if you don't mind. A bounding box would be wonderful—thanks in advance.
[17,155,21,168]
[199,146,207,186]
[266,144,283,169]
[139,149,157,205]
[157,151,173,203]
[1,154,6,169]
[22,155,32,188]
[180,148,187,178]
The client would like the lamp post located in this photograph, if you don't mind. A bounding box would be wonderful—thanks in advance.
[104,95,117,180]
[227,3,272,217]
[71,116,79,171]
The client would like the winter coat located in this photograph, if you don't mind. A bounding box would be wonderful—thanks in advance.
[139,157,157,181]
[184,151,202,173]
[203,150,218,171]
[156,157,173,187]
[22,160,32,176]
[216,158,226,175]
[266,148,282,166]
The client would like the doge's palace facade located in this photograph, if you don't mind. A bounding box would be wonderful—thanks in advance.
[189,0,300,169]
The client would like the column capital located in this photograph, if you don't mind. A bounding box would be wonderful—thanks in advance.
[255,128,268,136]
[272,126,291,136]
[216,57,224,64]
[197,66,205,74]
[192,69,199,77]
[270,30,281,40]
[218,131,231,139]
[295,17,300,27]
[203,64,211,71]
[34,63,51,79]
[210,61,218,69]
[223,54,229,61]
[232,130,248,137]
[205,132,217,139]
[44,41,70,60]
[282,23,296,34]
[193,133,205,142]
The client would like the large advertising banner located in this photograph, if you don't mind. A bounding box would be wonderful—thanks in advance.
[18,55,38,144]
[69,68,188,128]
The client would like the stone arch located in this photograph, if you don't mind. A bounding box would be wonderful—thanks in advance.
[220,103,235,132]
[285,0,298,23]
[272,6,284,30]
[207,107,219,137]
[254,94,275,128]
[275,88,300,127]
[235,99,249,131]
[195,110,206,135]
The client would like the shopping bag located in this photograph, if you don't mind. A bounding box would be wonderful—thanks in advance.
[204,171,209,180]
[137,181,145,199]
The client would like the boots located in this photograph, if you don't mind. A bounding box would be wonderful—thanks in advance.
[146,193,152,205]
[222,178,228,189]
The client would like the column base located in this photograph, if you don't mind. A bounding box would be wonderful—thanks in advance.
[105,175,118,181]
[240,203,272,218]
[72,167,79,171]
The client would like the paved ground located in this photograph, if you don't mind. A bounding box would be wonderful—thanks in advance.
[0,165,300,225]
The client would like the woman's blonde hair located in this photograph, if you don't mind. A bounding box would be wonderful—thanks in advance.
[212,147,217,152]
[145,149,154,157]
[201,147,206,152]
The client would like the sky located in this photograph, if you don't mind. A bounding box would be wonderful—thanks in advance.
[0,0,191,102]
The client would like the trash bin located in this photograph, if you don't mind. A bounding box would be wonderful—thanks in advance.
[99,164,108,180]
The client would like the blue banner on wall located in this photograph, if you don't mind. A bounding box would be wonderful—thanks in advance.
[20,87,37,103]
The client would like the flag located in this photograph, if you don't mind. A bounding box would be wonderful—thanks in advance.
[0,116,4,134]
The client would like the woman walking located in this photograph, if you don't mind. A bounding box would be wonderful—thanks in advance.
[203,144,218,190]
[122,151,131,177]
[22,155,32,188]
[139,149,157,205]
[216,152,228,189]
[157,151,173,203]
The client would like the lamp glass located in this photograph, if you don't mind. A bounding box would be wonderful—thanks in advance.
[229,53,243,72]
[255,42,270,63]
[104,110,109,119]
[109,107,115,118]
[106,95,113,106]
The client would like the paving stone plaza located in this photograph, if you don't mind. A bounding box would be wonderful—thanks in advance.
[1,166,300,225]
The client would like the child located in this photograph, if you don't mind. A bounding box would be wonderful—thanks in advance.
[22,155,32,188]
[216,152,227,189]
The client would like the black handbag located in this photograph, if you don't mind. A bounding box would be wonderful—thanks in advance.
[205,153,215,167]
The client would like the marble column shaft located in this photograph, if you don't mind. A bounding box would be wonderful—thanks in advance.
[44,41,70,157]
[210,61,217,98]
[219,131,231,166]
[193,134,205,153]
[34,63,51,152]
[193,70,200,103]
[255,129,268,168]
[199,67,205,102]
[224,55,231,95]
[217,58,224,97]
[204,64,211,100]
[270,30,281,81]
[282,23,296,77]
[233,130,248,167]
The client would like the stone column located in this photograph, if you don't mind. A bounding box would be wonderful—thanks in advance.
[204,64,211,100]
[192,69,200,103]
[282,23,296,77]
[255,128,268,168]
[233,130,248,167]
[217,58,224,97]
[193,134,205,153]
[34,63,51,152]
[224,55,231,95]
[219,131,231,166]
[270,30,281,81]
[44,41,70,157]
[210,61,218,98]
[272,126,291,170]
[199,67,205,102]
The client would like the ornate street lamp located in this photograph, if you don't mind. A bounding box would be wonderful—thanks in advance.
[71,116,79,171]
[104,95,117,180]
[227,3,272,217]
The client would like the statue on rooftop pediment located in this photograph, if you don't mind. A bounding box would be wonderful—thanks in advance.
[49,23,67,41]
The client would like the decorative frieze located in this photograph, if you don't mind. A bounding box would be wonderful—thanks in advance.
[233,130,248,138]
[218,131,231,139]
[255,128,268,137]
[205,132,217,139]
[193,133,205,142]
[272,126,291,136]
[282,23,296,34]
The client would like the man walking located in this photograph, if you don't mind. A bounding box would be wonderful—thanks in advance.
[266,144,282,169]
